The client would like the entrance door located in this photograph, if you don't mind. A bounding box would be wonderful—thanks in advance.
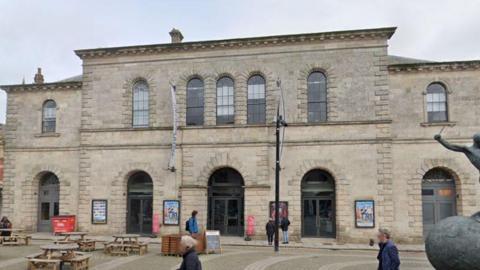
[211,198,242,236]
[127,197,153,235]
[127,171,153,235]
[422,169,457,237]
[38,173,60,232]
[208,168,245,236]
[302,198,335,237]
[301,169,336,238]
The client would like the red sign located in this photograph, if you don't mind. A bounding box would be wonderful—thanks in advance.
[246,215,255,236]
[51,215,76,233]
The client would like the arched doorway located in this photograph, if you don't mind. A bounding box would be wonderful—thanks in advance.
[208,168,244,236]
[127,171,153,235]
[422,168,457,237]
[301,169,335,238]
[38,172,60,232]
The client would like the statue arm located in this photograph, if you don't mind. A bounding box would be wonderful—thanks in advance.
[434,135,468,153]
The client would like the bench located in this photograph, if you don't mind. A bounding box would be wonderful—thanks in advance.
[78,240,96,252]
[104,243,130,256]
[27,258,61,270]
[65,254,91,270]
[129,242,148,255]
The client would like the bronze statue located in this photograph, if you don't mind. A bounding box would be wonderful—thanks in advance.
[426,133,480,270]
[434,133,480,172]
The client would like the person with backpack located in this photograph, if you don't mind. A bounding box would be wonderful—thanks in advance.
[280,217,291,244]
[265,218,275,245]
[186,210,199,235]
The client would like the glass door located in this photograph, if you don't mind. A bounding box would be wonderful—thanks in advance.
[127,197,153,235]
[303,198,335,237]
[211,198,242,236]
[38,179,59,232]
[318,199,334,237]
[303,198,318,237]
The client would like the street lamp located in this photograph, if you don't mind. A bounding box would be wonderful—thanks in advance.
[274,81,287,252]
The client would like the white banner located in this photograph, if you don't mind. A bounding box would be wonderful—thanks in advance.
[168,84,178,171]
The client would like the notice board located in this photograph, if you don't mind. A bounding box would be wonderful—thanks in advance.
[205,230,221,254]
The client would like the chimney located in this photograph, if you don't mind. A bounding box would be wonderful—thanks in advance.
[169,28,184,43]
[34,68,44,84]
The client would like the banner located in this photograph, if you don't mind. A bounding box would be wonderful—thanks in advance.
[168,84,178,171]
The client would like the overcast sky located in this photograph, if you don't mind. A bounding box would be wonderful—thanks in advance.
[1,0,480,123]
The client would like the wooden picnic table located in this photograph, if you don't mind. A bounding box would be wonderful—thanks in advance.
[58,232,88,241]
[0,229,31,246]
[104,234,147,256]
[27,243,90,270]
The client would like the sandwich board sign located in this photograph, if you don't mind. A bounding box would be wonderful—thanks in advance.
[205,230,221,254]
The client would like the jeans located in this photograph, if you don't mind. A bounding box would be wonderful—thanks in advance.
[282,231,289,243]
[267,234,274,244]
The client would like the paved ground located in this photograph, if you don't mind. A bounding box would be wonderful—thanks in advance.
[0,240,433,270]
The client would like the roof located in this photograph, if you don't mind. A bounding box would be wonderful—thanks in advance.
[75,27,397,59]
[56,74,83,83]
[0,81,82,92]
[389,60,480,73]
[387,55,434,65]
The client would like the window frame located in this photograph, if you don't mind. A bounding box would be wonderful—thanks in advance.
[425,82,449,123]
[132,80,150,127]
[247,74,266,124]
[42,99,57,133]
[186,78,205,126]
[216,76,235,125]
[307,71,328,123]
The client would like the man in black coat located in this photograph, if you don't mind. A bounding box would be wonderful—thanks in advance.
[280,217,291,244]
[266,218,275,245]
[178,235,202,270]
[377,228,400,270]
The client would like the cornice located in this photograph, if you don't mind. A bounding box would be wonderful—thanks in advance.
[0,81,82,92]
[388,60,480,73]
[75,27,396,59]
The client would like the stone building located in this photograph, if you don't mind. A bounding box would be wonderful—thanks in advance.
[0,124,4,213]
[1,27,479,243]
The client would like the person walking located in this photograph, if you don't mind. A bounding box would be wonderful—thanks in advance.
[377,228,400,270]
[0,217,12,236]
[177,235,202,270]
[280,217,290,244]
[187,210,199,236]
[265,218,275,245]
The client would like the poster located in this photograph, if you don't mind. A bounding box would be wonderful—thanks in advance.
[355,200,375,228]
[205,230,222,254]
[269,201,288,223]
[163,200,180,225]
[91,200,108,224]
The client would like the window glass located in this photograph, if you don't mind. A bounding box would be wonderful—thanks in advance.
[426,83,448,122]
[217,77,235,124]
[307,72,327,122]
[132,81,149,127]
[42,100,56,133]
[186,78,204,125]
[247,75,266,124]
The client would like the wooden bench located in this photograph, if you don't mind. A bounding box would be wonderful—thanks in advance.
[64,254,91,270]
[105,243,130,256]
[129,242,148,255]
[27,258,61,270]
[78,240,96,252]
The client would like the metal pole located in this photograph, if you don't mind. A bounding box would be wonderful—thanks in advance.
[274,108,280,252]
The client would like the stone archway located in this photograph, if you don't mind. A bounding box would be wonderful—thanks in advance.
[37,172,60,232]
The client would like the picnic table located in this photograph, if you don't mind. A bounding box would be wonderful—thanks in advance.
[104,234,148,256]
[0,229,31,246]
[26,243,91,270]
[54,232,96,252]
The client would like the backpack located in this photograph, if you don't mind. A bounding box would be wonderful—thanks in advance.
[185,218,190,232]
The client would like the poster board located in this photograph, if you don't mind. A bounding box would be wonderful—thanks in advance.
[269,201,289,224]
[91,200,108,224]
[163,200,180,225]
[205,230,221,254]
[355,200,375,228]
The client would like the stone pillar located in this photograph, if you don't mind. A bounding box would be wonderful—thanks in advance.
[244,185,270,239]
[180,186,208,233]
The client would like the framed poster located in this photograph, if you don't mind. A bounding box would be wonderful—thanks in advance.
[91,200,108,224]
[163,200,180,225]
[269,201,289,222]
[355,200,375,228]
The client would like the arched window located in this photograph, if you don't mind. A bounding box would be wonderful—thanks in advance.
[42,100,56,133]
[132,80,149,127]
[307,72,327,122]
[216,77,235,124]
[186,78,204,126]
[426,83,448,122]
[247,75,266,124]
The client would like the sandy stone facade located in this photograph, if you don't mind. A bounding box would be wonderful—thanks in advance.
[1,27,479,243]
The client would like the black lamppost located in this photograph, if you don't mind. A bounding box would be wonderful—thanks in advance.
[274,104,287,252]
